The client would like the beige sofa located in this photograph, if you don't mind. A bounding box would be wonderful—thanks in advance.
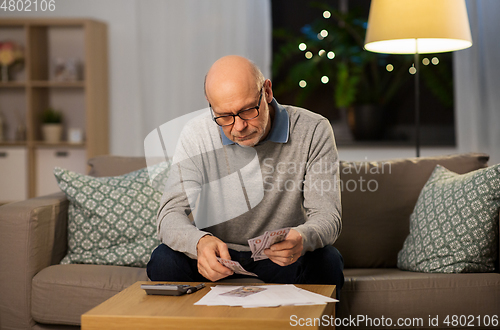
[0,153,499,330]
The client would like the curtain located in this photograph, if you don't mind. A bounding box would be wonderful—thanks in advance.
[135,0,272,155]
[454,0,500,165]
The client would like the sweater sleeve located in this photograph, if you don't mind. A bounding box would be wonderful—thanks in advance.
[293,119,342,254]
[156,129,212,259]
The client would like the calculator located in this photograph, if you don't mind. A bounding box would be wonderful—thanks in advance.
[140,283,205,296]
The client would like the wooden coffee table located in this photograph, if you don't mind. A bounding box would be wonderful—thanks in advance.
[82,281,336,330]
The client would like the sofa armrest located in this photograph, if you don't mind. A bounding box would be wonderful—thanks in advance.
[0,192,69,329]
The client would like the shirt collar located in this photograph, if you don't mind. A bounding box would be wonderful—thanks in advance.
[219,98,290,146]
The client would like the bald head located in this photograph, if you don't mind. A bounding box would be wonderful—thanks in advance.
[203,55,274,147]
[204,55,265,104]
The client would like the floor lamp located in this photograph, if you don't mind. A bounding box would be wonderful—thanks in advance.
[363,0,472,157]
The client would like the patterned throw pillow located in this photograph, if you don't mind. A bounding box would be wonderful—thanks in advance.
[398,164,500,273]
[54,162,170,267]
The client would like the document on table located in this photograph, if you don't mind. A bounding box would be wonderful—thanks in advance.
[194,285,338,308]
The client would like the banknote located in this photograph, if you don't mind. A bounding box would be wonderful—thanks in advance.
[216,257,258,277]
[248,233,265,259]
[220,286,267,298]
[248,227,291,261]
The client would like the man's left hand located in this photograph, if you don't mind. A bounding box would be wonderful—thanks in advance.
[263,229,303,266]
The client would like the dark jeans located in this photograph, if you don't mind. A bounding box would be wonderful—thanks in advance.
[147,243,344,300]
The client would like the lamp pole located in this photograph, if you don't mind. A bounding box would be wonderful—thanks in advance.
[415,46,420,157]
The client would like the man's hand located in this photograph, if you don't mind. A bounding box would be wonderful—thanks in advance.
[196,235,234,281]
[264,229,303,266]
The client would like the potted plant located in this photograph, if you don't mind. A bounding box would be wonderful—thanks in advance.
[273,3,413,140]
[41,107,63,143]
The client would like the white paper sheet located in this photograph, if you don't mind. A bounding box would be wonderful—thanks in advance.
[194,285,338,308]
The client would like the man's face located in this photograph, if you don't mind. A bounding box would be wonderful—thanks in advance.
[210,81,273,147]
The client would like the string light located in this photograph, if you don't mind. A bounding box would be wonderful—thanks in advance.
[409,66,417,74]
[305,51,313,59]
[321,76,329,84]
[320,30,328,38]
[318,49,326,56]
[432,57,439,65]
[299,80,307,88]
[422,58,430,65]
[327,51,335,59]
[323,11,331,19]
[298,43,307,51]
[386,64,394,72]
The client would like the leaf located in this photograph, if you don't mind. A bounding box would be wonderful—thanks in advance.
[335,62,359,108]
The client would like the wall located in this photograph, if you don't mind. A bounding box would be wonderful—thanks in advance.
[1,0,272,156]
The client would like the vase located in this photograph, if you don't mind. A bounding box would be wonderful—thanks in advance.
[42,124,63,143]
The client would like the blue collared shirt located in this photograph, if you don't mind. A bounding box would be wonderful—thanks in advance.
[219,98,290,146]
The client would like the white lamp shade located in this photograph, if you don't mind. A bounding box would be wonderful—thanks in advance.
[364,0,472,54]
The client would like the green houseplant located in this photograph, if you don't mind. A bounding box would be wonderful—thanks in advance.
[273,3,413,139]
[41,107,63,143]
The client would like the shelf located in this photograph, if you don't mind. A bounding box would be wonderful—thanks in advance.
[31,81,85,88]
[0,19,108,201]
[0,82,27,88]
[0,141,27,147]
[0,18,94,27]
[34,141,85,148]
[0,141,86,148]
[0,81,85,88]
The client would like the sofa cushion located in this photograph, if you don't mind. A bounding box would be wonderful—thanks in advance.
[31,264,148,325]
[340,268,500,328]
[334,153,489,268]
[397,164,500,273]
[54,162,169,267]
[88,155,147,177]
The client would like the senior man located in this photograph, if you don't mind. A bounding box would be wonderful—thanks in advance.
[147,55,343,294]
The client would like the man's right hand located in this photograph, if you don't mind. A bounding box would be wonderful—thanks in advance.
[196,235,234,281]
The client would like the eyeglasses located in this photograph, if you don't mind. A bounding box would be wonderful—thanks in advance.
[210,86,263,127]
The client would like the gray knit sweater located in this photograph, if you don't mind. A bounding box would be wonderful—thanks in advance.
[157,100,341,258]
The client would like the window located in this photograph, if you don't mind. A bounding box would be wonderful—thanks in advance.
[272,0,455,146]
